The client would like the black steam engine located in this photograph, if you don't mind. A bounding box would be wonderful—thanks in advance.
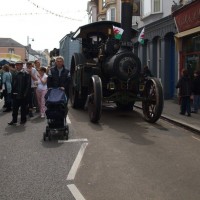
[69,0,163,123]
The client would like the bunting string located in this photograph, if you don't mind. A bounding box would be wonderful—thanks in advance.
[0,13,47,16]
[27,0,83,21]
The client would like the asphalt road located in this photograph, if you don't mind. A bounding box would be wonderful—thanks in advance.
[1,100,200,200]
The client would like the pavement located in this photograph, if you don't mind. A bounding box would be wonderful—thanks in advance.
[136,99,200,134]
[161,100,200,134]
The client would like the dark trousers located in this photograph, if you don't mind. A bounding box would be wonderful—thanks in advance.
[180,96,191,115]
[12,97,27,122]
[4,92,12,109]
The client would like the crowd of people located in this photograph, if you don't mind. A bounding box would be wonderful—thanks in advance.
[0,56,70,125]
[176,68,200,116]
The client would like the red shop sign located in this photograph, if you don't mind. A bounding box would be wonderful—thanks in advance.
[174,1,200,32]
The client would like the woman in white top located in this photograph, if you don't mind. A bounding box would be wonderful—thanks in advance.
[35,67,48,118]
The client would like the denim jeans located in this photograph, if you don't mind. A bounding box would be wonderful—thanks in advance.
[4,92,12,109]
[193,95,200,113]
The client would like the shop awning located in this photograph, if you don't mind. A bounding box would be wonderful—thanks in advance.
[175,27,200,38]
[0,53,21,62]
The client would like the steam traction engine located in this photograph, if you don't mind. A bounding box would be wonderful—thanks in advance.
[69,0,164,123]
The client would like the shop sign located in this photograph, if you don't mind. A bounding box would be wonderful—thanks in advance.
[174,1,200,32]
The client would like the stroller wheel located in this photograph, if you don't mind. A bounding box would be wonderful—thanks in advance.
[64,130,68,140]
[65,134,68,140]
[43,132,46,141]
[48,133,52,141]
[65,125,69,132]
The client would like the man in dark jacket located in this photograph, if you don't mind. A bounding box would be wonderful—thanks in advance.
[47,56,70,98]
[176,68,192,116]
[8,61,31,125]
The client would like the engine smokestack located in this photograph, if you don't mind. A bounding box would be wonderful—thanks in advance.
[121,0,133,47]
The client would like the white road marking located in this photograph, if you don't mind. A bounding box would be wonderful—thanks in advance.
[67,142,88,180]
[67,184,86,200]
[192,136,200,142]
[58,138,88,143]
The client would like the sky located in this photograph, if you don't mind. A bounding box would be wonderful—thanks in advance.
[0,0,89,51]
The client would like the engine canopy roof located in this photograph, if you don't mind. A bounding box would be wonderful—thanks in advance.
[71,21,138,40]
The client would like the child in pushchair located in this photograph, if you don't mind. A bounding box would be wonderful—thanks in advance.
[43,88,69,141]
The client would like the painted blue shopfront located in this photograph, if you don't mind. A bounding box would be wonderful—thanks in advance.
[135,15,178,99]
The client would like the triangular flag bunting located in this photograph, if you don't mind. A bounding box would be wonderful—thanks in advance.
[138,28,145,45]
[113,26,124,40]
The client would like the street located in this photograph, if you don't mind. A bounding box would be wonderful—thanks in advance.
[1,99,200,200]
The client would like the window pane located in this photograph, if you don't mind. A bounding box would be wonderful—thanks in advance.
[106,9,110,20]
[154,0,160,12]
[111,8,115,21]
[102,0,106,7]
[143,0,151,16]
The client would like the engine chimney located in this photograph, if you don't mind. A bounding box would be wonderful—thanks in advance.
[121,0,133,48]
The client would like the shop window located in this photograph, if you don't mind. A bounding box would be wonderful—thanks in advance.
[192,35,200,52]
[183,35,199,53]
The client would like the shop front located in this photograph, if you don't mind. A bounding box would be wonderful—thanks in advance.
[173,0,200,78]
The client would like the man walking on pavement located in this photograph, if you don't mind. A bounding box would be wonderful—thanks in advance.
[8,61,31,125]
[191,70,200,113]
[176,68,192,117]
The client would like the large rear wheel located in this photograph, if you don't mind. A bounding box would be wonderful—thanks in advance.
[142,77,164,123]
[69,53,86,108]
[88,75,102,123]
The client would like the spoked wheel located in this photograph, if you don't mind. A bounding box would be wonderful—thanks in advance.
[142,77,164,123]
[69,53,86,108]
[88,75,102,123]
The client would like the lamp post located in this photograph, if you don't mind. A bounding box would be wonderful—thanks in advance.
[27,36,34,60]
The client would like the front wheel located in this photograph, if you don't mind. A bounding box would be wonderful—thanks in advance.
[88,75,102,123]
[142,77,164,123]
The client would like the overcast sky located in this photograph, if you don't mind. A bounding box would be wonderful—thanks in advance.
[0,0,88,51]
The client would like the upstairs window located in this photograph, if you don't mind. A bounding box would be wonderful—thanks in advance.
[107,7,116,21]
[102,0,106,8]
[154,0,161,12]
[8,48,14,54]
[142,0,162,17]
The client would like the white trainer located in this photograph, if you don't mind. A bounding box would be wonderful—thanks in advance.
[41,114,45,118]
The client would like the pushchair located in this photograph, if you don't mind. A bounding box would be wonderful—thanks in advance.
[43,88,69,141]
